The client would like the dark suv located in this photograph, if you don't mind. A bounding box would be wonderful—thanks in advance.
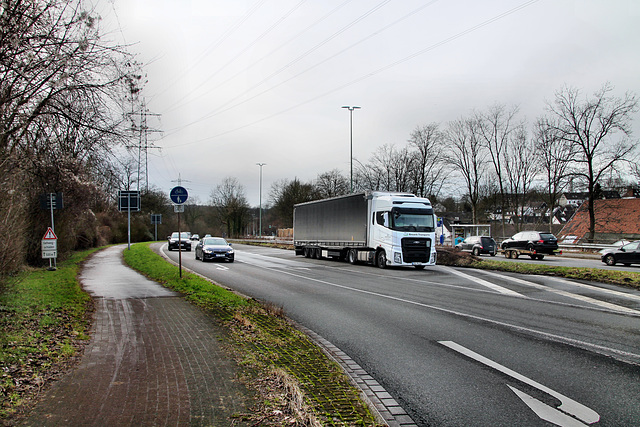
[167,232,192,251]
[501,231,558,257]
[455,236,497,256]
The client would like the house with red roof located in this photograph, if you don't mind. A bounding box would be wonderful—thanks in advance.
[558,198,640,243]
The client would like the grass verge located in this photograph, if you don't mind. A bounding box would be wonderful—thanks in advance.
[123,243,380,426]
[0,249,97,420]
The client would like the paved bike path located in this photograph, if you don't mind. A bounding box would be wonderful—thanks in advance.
[23,245,253,426]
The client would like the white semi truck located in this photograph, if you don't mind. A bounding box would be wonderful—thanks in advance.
[293,191,437,269]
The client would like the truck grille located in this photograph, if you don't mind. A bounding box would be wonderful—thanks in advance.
[401,238,430,262]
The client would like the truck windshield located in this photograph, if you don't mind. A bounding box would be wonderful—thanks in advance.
[391,208,434,232]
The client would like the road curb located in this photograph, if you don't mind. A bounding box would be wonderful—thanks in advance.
[296,324,418,427]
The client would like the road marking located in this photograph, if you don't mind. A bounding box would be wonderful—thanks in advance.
[479,270,640,315]
[439,340,600,425]
[266,266,640,364]
[508,385,589,427]
[439,266,524,296]
[216,265,229,271]
[548,276,640,303]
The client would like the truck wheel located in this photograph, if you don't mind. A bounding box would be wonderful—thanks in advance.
[536,255,544,260]
[348,249,358,264]
[377,250,387,269]
[303,247,311,258]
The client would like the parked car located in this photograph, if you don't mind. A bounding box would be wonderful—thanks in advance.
[195,237,234,263]
[601,240,640,266]
[167,232,192,251]
[455,236,497,256]
[501,231,559,256]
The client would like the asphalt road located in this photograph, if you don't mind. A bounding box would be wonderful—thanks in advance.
[164,244,640,426]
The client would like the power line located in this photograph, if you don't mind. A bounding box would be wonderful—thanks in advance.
[166,0,310,112]
[161,0,393,137]
[155,0,268,97]
[161,0,541,149]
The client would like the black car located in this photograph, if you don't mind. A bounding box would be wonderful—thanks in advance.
[455,236,497,256]
[501,231,559,256]
[167,232,192,251]
[601,240,640,266]
[195,237,234,262]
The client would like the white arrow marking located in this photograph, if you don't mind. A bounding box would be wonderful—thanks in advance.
[508,385,588,426]
[439,340,600,425]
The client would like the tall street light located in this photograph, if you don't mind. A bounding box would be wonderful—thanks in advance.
[256,163,266,237]
[341,105,360,192]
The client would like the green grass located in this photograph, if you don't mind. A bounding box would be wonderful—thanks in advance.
[0,249,97,418]
[124,243,379,426]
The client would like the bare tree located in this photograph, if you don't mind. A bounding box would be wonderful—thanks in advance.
[408,123,448,198]
[445,117,486,223]
[476,104,520,236]
[209,177,249,237]
[269,178,316,227]
[354,144,413,193]
[503,125,538,230]
[314,169,349,198]
[546,83,638,241]
[534,116,575,231]
[0,0,140,267]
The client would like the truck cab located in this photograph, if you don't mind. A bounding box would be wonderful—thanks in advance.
[368,192,437,269]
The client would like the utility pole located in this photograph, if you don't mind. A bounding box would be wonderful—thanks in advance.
[128,99,161,192]
[341,106,360,193]
[256,163,266,237]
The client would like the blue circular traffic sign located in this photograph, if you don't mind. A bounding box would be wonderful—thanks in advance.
[170,186,188,204]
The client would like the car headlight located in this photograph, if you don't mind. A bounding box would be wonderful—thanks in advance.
[203,248,212,254]
[394,252,402,263]
[227,248,234,254]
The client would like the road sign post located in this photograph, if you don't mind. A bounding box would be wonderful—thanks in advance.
[170,186,188,278]
[151,214,162,241]
[40,193,63,270]
[118,190,141,250]
[41,227,58,270]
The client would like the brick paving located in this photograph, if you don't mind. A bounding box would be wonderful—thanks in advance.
[22,246,254,426]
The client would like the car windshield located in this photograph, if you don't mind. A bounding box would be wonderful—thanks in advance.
[391,208,435,232]
[203,238,228,246]
[621,241,640,251]
[171,232,190,239]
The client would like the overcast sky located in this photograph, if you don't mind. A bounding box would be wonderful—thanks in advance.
[97,0,640,207]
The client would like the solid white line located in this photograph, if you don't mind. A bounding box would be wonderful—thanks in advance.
[439,266,524,296]
[439,340,600,424]
[266,266,640,364]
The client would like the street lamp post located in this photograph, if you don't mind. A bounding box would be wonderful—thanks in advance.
[341,106,360,192]
[256,163,266,237]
